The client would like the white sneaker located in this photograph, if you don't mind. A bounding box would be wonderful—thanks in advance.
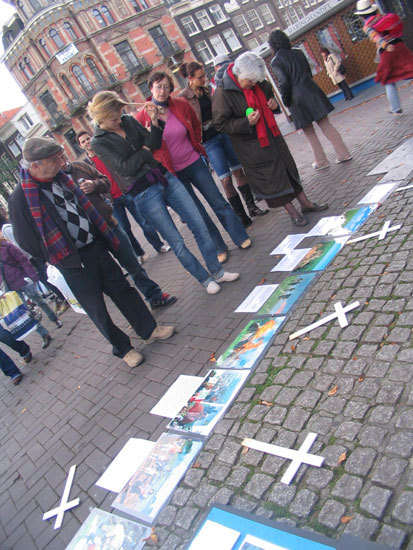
[215,271,240,283]
[159,244,171,253]
[206,281,221,294]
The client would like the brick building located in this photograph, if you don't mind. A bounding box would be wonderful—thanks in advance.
[1,0,194,160]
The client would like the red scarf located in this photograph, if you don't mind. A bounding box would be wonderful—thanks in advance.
[227,64,280,147]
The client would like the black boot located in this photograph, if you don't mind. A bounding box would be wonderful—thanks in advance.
[228,195,252,228]
[238,184,269,217]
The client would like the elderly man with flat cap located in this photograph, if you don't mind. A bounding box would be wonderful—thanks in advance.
[8,137,175,367]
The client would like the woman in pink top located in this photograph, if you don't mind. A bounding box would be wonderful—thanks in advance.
[136,71,251,261]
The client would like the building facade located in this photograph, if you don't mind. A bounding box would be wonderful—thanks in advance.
[1,0,194,159]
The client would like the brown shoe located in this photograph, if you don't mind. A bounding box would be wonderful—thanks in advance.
[23,351,32,364]
[145,325,175,344]
[240,238,252,249]
[123,349,144,367]
[217,251,228,263]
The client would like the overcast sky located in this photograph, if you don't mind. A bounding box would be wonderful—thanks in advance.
[0,2,27,112]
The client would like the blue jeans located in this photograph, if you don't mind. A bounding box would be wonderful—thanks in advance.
[112,224,162,302]
[0,348,21,380]
[0,324,30,359]
[113,195,164,254]
[385,83,401,113]
[203,133,241,179]
[131,172,225,286]
[176,157,249,247]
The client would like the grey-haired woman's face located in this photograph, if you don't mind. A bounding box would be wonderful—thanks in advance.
[237,77,256,89]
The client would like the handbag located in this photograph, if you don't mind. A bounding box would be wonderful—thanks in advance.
[337,63,346,75]
[0,290,37,340]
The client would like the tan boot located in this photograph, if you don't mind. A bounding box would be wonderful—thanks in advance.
[146,325,175,344]
[123,349,144,367]
[240,238,252,249]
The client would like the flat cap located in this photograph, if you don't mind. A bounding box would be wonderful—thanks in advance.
[22,137,64,162]
[213,53,230,67]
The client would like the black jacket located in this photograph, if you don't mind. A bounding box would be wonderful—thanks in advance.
[270,48,334,130]
[91,114,164,192]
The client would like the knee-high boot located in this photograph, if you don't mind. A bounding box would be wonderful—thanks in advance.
[238,184,269,217]
[228,194,252,228]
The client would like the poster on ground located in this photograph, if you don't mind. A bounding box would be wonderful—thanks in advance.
[293,238,348,273]
[257,273,317,316]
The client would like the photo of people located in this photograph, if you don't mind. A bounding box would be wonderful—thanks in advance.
[112,433,202,523]
[217,318,285,369]
[168,370,249,436]
[258,273,318,316]
[66,508,150,550]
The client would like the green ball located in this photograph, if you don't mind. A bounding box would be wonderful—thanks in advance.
[245,107,254,116]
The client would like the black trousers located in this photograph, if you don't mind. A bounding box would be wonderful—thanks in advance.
[338,80,354,100]
[59,241,156,357]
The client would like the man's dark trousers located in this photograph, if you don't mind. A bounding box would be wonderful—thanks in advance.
[59,241,156,357]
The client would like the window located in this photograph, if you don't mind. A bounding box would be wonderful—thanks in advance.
[19,114,33,131]
[149,26,172,56]
[275,0,283,8]
[341,11,366,43]
[233,14,251,35]
[138,81,150,100]
[195,40,214,63]
[86,58,104,83]
[62,74,77,97]
[223,28,242,51]
[210,35,228,55]
[8,141,21,158]
[247,37,259,49]
[247,9,263,30]
[63,22,78,41]
[316,25,344,57]
[195,10,213,30]
[209,5,227,23]
[101,5,115,23]
[181,15,199,35]
[296,41,321,74]
[259,32,269,43]
[15,133,25,148]
[17,1,28,19]
[64,129,83,155]
[287,6,298,23]
[115,41,141,70]
[258,4,275,24]
[73,65,92,92]
[93,8,106,26]
[29,0,41,9]
[19,61,31,81]
[39,38,52,57]
[5,31,14,45]
[130,0,142,11]
[49,28,65,49]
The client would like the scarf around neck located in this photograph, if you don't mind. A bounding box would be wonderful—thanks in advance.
[227,64,280,147]
[21,168,119,264]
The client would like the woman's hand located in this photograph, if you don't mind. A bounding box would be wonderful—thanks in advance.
[267,98,278,110]
[78,179,96,194]
[143,102,159,126]
[247,110,261,126]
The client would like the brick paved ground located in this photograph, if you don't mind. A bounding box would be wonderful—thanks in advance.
[0,81,412,549]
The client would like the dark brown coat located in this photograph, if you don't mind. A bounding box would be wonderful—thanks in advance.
[212,72,301,202]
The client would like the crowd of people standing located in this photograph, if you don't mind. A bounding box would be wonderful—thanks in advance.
[2,9,412,385]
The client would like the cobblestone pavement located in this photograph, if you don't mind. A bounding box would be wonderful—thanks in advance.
[0,82,412,549]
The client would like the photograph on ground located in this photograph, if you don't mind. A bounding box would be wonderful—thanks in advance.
[217,318,285,369]
[293,238,348,272]
[65,508,150,550]
[112,433,203,523]
[168,369,249,436]
[257,273,318,316]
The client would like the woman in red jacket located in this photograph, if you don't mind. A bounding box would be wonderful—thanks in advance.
[135,71,251,263]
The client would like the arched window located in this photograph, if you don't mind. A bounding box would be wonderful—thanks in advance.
[6,31,14,45]
[101,6,116,24]
[49,28,65,49]
[92,8,106,27]
[23,57,34,75]
[29,0,42,10]
[72,65,91,92]
[19,61,31,81]
[63,22,78,41]
[86,58,104,83]
[61,74,77,97]
[39,38,52,57]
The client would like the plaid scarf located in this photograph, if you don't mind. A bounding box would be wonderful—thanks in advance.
[21,168,119,264]
[227,64,280,147]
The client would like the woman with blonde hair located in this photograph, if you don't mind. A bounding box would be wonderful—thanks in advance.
[88,91,240,295]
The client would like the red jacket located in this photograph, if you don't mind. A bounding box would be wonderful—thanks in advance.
[90,155,123,199]
[135,97,206,174]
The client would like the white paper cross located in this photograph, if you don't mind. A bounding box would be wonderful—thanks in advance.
[347,220,401,244]
[289,301,360,341]
[43,464,80,529]
[242,433,324,485]
[396,183,413,192]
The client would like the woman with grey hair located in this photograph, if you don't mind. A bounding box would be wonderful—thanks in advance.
[212,51,327,226]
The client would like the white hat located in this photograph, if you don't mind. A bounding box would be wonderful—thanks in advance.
[354,0,377,15]
[213,54,230,67]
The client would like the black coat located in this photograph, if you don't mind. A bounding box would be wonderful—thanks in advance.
[91,114,164,192]
[271,48,334,130]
